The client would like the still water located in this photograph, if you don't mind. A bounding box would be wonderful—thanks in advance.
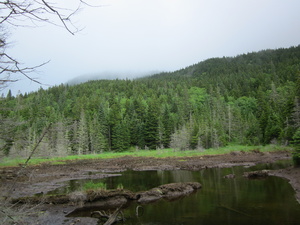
[66,161,300,225]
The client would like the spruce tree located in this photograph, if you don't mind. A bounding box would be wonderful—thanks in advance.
[77,110,89,154]
[145,99,159,149]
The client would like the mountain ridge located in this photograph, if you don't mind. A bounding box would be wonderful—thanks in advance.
[1,45,299,156]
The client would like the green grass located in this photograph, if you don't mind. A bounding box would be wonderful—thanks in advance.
[0,158,25,167]
[117,183,124,190]
[82,181,107,191]
[0,144,292,167]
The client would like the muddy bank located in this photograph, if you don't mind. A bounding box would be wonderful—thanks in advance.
[11,182,201,205]
[241,166,300,204]
[1,150,299,225]
[0,150,293,199]
[270,167,300,204]
[4,182,201,225]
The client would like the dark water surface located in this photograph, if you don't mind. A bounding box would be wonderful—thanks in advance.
[66,160,300,225]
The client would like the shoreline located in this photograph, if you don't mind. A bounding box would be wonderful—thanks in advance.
[1,150,299,225]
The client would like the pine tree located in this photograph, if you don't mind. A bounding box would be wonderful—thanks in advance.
[292,97,300,129]
[111,118,130,152]
[89,115,102,154]
[159,105,173,148]
[129,112,145,149]
[97,102,110,152]
[144,99,159,149]
[77,110,89,154]
[6,90,13,100]
[54,120,69,157]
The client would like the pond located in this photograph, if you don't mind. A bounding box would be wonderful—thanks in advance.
[65,160,300,225]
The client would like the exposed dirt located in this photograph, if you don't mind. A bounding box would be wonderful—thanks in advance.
[0,150,299,225]
[269,167,300,204]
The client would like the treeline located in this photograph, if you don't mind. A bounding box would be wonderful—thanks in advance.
[1,46,300,157]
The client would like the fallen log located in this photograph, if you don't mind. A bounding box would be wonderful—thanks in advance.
[11,182,202,207]
[243,170,269,179]
[136,182,201,203]
[103,206,124,225]
[223,174,235,179]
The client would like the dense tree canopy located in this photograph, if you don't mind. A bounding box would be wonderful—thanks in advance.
[1,45,300,157]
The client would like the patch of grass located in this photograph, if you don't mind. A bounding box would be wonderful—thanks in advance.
[258,144,293,152]
[0,158,25,167]
[117,183,124,190]
[0,144,292,167]
[83,181,107,191]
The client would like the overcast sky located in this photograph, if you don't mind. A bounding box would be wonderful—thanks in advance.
[4,0,300,95]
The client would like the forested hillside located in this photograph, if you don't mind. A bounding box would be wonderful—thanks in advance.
[1,46,300,158]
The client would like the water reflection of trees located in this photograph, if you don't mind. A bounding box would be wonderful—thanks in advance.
[157,170,194,184]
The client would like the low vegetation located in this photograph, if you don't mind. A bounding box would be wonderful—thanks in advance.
[0,144,292,167]
[83,181,107,191]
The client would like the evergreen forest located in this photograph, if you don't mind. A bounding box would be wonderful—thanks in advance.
[1,46,300,158]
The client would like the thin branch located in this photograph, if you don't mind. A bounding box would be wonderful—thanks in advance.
[15,61,50,85]
[0,1,99,88]
[80,0,104,8]
[41,0,80,35]
[1,52,50,85]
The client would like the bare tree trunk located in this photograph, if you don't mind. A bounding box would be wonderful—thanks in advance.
[24,123,51,166]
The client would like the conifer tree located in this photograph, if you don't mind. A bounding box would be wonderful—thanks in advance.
[145,99,159,149]
[112,118,130,152]
[54,120,69,157]
[77,110,89,154]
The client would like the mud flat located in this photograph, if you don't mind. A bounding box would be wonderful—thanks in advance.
[1,150,299,225]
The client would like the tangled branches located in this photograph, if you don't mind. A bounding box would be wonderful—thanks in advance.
[0,0,96,89]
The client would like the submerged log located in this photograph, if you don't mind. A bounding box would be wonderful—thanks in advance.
[137,182,201,203]
[103,206,124,225]
[223,174,235,179]
[11,182,202,207]
[243,170,269,179]
[91,206,124,225]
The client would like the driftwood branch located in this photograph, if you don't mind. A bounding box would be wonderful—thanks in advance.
[41,0,77,35]
[0,51,51,88]
[103,206,124,225]
[0,209,15,223]
[91,205,124,225]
